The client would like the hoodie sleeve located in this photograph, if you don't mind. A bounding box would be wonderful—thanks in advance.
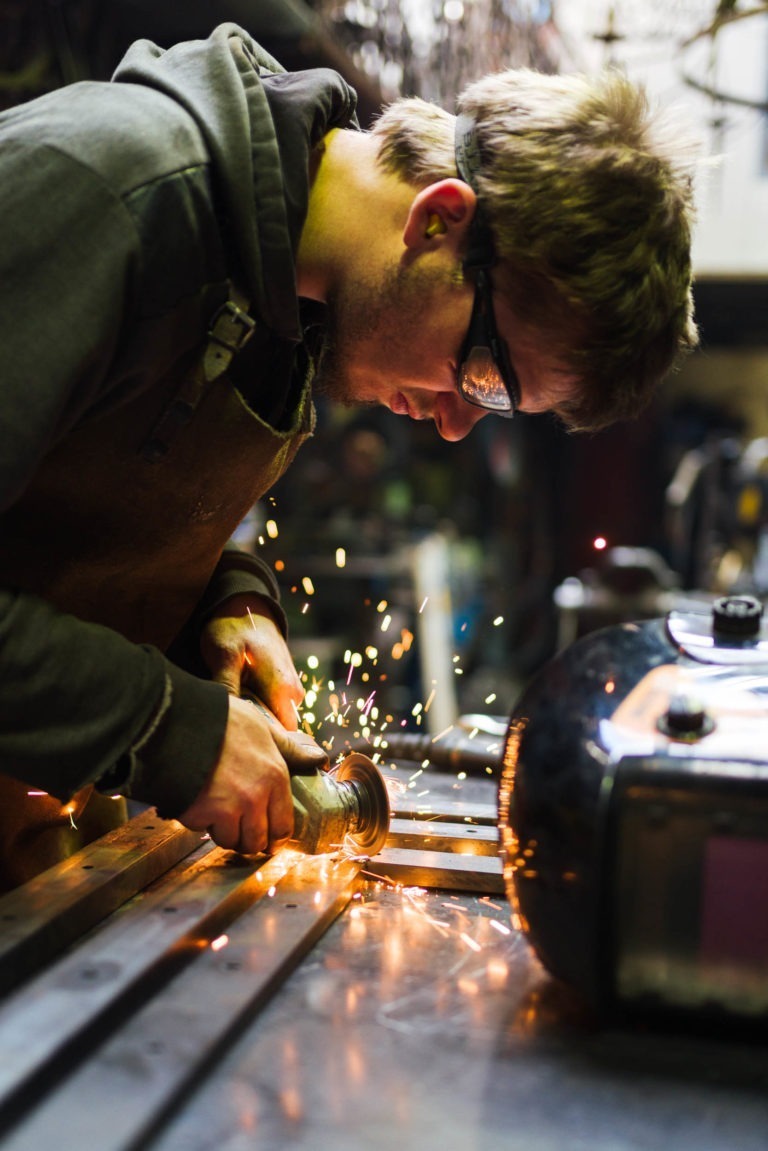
[0,84,232,810]
[0,24,341,816]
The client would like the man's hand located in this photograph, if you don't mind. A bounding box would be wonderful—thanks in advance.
[178,695,328,855]
[200,594,303,729]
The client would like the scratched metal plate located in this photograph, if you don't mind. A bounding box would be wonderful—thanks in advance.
[0,852,361,1150]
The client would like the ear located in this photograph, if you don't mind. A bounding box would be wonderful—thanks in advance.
[402,179,477,253]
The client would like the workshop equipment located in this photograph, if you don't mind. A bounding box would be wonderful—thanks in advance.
[0,757,503,1150]
[290,751,390,855]
[666,433,768,595]
[245,696,390,856]
[500,592,768,1026]
[1,743,765,1149]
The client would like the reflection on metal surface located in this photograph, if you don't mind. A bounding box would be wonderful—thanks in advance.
[0,849,361,1149]
[292,885,534,1038]
[2,758,767,1150]
[668,601,768,664]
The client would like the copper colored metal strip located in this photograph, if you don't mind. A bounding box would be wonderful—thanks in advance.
[0,854,361,1151]
[0,847,293,1118]
[386,817,499,856]
[364,846,505,894]
[0,812,205,996]
[390,796,498,825]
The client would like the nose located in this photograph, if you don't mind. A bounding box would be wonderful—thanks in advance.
[435,394,488,442]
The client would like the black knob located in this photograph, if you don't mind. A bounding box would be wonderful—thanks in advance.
[712,595,764,639]
[659,693,713,739]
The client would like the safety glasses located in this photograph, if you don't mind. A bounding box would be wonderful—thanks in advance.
[456,265,519,417]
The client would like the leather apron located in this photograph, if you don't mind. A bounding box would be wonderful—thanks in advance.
[0,357,313,889]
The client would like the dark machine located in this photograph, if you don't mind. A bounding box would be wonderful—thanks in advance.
[499,593,768,1027]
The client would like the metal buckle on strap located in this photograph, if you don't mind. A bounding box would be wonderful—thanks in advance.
[207,300,256,354]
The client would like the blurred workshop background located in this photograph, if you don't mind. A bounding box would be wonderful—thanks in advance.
[5,0,768,734]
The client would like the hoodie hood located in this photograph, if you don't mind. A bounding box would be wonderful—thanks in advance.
[113,23,358,340]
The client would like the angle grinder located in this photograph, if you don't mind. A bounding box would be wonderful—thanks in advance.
[289,751,390,856]
[245,696,390,857]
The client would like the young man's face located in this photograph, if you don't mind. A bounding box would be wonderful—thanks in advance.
[316,258,577,441]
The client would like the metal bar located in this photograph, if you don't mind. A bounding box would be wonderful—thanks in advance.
[390,795,498,825]
[364,846,504,894]
[0,854,362,1151]
[0,812,205,996]
[0,846,294,1120]
[386,817,499,856]
[346,728,503,772]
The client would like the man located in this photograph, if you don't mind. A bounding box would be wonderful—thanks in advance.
[0,23,697,886]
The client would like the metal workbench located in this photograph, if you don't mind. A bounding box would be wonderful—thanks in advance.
[0,764,767,1151]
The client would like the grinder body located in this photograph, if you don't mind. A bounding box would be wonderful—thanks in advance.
[289,752,390,856]
[243,695,390,858]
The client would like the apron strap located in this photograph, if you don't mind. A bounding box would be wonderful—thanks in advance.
[141,283,255,464]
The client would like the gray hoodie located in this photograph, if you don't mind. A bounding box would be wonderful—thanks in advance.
[0,24,357,820]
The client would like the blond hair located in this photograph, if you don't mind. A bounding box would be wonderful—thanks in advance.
[371,69,698,432]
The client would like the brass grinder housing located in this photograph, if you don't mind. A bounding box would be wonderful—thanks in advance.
[289,753,390,856]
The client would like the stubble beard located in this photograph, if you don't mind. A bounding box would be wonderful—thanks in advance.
[313,259,462,407]
[314,264,402,408]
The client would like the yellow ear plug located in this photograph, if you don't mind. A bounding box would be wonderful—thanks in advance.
[425,214,447,237]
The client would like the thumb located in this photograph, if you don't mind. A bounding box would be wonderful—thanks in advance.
[271,726,329,774]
